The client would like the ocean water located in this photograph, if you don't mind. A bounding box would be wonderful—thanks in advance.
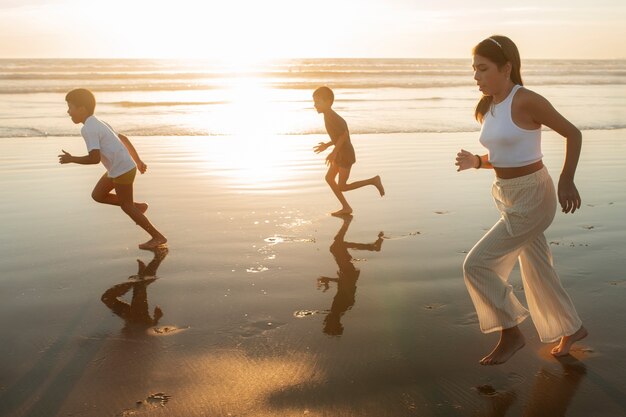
[0,58,625,138]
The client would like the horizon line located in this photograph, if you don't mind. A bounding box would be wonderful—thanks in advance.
[1,56,625,61]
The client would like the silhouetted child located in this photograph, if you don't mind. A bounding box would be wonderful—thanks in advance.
[60,88,167,249]
[313,86,384,215]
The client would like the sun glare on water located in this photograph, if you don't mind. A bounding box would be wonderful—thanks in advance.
[186,66,315,193]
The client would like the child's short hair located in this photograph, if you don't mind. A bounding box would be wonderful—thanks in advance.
[313,86,334,105]
[65,88,96,115]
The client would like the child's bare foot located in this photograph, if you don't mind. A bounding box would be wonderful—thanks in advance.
[135,202,149,214]
[480,326,525,365]
[373,175,385,196]
[139,236,168,250]
[551,326,588,357]
[331,208,353,216]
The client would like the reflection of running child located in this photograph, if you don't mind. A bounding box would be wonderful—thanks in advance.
[317,215,384,335]
[61,88,167,250]
[313,87,385,215]
[101,247,169,333]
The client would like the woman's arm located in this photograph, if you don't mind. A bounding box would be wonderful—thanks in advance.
[526,92,582,213]
[118,134,147,174]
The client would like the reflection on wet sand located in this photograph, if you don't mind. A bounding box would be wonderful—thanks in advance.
[101,247,168,336]
[473,356,587,417]
[317,214,384,336]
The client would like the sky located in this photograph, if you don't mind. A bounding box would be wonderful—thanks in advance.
[0,0,625,59]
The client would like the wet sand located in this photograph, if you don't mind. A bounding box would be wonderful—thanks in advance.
[0,131,625,416]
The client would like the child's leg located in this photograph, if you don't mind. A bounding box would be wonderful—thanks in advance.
[338,169,384,196]
[325,164,353,214]
[92,173,148,213]
[113,182,167,249]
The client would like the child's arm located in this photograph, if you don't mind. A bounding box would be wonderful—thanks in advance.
[58,149,100,165]
[324,131,348,165]
[313,141,333,154]
[118,134,147,174]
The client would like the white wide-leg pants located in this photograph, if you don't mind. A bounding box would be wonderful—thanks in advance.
[463,167,582,343]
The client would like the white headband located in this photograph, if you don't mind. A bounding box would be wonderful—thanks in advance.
[487,37,502,48]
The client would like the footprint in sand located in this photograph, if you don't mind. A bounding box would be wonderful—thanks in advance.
[474,385,498,397]
[434,210,450,215]
[148,325,189,336]
[116,392,171,416]
[473,385,517,414]
[423,303,446,311]
[294,309,322,318]
[550,240,589,247]
[235,318,286,338]
[381,231,420,240]
[145,392,171,406]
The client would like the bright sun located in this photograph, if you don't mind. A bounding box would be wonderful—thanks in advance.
[184,72,313,193]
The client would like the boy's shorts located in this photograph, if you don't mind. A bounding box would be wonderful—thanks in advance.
[103,167,137,185]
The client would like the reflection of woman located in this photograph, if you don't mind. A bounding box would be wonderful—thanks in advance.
[456,35,586,365]
[318,215,383,336]
[472,358,586,417]
[101,247,168,334]
[523,358,586,417]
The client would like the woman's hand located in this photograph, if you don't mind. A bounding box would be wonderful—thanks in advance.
[558,176,581,213]
[313,142,329,154]
[456,149,479,171]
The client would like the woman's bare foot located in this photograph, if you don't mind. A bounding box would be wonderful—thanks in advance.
[135,202,149,214]
[331,208,353,216]
[480,326,525,365]
[373,175,385,196]
[551,326,588,357]
[139,236,167,250]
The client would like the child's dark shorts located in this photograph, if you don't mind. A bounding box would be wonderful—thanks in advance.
[103,167,137,185]
[335,144,356,168]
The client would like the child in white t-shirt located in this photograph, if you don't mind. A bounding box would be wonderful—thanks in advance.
[60,88,167,250]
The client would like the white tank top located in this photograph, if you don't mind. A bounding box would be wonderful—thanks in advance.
[478,84,542,168]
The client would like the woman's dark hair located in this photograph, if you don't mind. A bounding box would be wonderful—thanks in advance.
[473,35,522,123]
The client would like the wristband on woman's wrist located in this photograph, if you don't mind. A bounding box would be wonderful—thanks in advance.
[474,154,482,169]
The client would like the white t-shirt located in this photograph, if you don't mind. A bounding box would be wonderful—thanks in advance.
[81,116,136,178]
